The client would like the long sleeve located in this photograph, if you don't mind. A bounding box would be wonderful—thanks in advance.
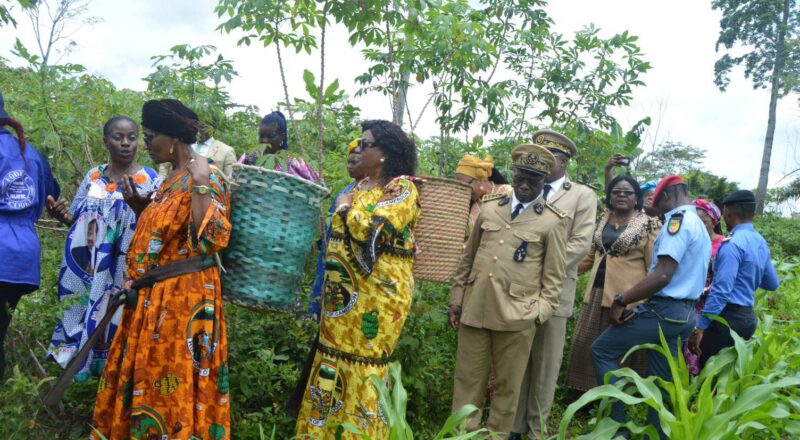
[221,145,236,177]
[564,189,597,271]
[697,242,741,330]
[538,219,567,324]
[577,248,595,276]
[450,213,483,307]
[760,256,780,291]
[342,178,418,242]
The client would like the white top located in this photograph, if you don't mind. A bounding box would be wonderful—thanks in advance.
[544,175,566,199]
[192,136,214,156]
[511,190,543,215]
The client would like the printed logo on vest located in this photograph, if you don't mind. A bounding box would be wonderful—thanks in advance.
[0,169,35,210]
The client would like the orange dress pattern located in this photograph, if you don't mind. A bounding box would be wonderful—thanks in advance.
[90,168,232,440]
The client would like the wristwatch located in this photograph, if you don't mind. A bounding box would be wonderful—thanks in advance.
[192,185,212,195]
[613,293,626,307]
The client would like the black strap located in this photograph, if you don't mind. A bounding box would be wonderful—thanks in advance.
[43,254,217,408]
[511,203,524,220]
[543,184,553,201]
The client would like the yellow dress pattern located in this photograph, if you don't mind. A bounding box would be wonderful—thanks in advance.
[295,177,421,439]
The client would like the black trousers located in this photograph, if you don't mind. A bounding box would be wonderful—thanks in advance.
[1,282,37,381]
[698,303,757,368]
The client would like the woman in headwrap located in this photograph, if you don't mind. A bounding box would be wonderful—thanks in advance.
[90,99,232,440]
[295,120,420,439]
[0,92,60,380]
[454,155,510,237]
[683,198,725,374]
[640,180,658,212]
[46,116,158,382]
[240,110,320,183]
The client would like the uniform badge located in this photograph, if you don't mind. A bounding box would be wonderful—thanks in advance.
[498,196,511,206]
[534,203,544,214]
[514,241,528,262]
[667,212,684,235]
[563,181,572,190]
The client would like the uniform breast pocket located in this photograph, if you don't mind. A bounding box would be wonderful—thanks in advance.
[509,282,535,299]
[478,222,502,247]
[512,231,542,262]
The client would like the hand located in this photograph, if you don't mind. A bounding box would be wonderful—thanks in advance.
[187,154,212,186]
[605,154,627,170]
[448,305,462,330]
[336,192,353,209]
[121,175,152,215]
[46,195,72,225]
[610,302,634,326]
[689,330,703,356]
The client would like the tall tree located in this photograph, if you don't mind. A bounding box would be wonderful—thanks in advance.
[712,0,800,213]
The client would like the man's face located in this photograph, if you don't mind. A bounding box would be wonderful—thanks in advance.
[722,205,734,229]
[512,169,545,203]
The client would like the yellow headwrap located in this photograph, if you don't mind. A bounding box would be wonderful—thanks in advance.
[456,155,494,181]
[346,138,359,156]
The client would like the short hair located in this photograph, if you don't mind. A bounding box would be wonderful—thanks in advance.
[726,202,756,219]
[361,119,417,178]
[103,116,138,137]
[663,183,689,201]
[605,175,642,210]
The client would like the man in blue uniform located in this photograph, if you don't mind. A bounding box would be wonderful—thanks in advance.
[591,175,711,438]
[688,189,779,367]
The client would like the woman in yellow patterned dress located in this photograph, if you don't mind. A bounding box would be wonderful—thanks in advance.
[90,100,232,440]
[295,120,420,439]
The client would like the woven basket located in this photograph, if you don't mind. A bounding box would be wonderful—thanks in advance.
[413,176,472,282]
[222,163,329,311]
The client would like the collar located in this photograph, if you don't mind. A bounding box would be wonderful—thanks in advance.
[203,136,215,147]
[545,175,567,195]
[730,222,754,235]
[511,190,543,210]
[665,204,695,218]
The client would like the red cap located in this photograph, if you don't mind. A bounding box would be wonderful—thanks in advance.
[650,175,685,206]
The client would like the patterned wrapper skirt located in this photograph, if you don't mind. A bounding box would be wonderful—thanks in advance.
[566,286,647,391]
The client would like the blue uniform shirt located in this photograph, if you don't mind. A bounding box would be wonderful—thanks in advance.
[0,127,60,287]
[650,205,711,300]
[696,223,780,330]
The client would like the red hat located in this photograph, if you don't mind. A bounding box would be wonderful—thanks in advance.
[651,175,685,205]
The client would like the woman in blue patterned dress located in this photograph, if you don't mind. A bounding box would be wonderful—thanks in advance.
[46,116,158,382]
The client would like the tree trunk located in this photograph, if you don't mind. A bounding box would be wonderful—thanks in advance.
[755,0,790,214]
[393,71,410,126]
[315,3,328,175]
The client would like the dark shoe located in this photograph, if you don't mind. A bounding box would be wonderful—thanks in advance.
[507,433,523,440]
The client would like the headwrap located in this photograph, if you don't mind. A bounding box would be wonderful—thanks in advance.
[141,99,198,144]
[456,155,495,181]
[261,111,289,150]
[640,180,658,194]
[346,138,359,156]
[693,199,721,225]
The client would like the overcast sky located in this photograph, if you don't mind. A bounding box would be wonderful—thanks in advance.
[2,0,799,191]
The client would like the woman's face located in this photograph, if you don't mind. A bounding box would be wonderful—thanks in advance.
[142,128,174,165]
[610,180,637,213]
[105,119,139,167]
[354,130,385,177]
[259,122,284,154]
[697,209,716,236]
[642,191,654,208]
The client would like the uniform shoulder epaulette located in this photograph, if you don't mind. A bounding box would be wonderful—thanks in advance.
[480,192,507,203]
[577,181,598,191]
[545,201,568,218]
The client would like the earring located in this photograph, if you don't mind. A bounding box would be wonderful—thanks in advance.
[479,186,485,191]
[380,158,385,163]
[169,144,174,155]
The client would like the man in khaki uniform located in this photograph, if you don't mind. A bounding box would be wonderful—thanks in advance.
[449,144,568,437]
[159,121,237,178]
[511,130,597,439]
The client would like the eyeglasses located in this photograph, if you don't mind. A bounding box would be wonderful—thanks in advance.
[142,131,159,145]
[611,190,636,197]
[357,139,377,150]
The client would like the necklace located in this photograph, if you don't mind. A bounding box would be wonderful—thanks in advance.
[611,211,633,230]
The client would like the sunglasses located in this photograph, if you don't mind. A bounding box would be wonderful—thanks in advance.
[356,139,377,150]
[611,190,636,197]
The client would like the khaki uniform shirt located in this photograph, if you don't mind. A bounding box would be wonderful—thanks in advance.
[450,192,568,332]
[545,177,597,317]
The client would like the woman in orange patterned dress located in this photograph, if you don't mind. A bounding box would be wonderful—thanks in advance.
[90,99,232,440]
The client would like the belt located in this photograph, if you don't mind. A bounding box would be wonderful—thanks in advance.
[723,303,753,311]
[651,295,697,306]
[316,342,389,366]
[643,297,696,324]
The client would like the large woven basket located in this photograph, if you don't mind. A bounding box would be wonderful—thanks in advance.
[222,163,330,311]
[413,176,472,282]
